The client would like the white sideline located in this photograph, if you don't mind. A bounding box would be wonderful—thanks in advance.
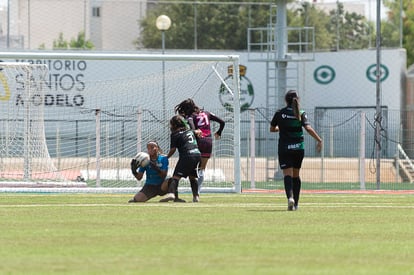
[0,187,235,193]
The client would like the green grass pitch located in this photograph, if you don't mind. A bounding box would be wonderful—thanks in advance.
[0,192,413,274]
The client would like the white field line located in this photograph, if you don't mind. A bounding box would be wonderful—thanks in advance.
[1,202,414,209]
[1,194,413,208]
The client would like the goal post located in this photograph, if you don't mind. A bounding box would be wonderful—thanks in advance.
[0,52,241,193]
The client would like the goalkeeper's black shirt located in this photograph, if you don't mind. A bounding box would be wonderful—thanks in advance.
[270,106,310,153]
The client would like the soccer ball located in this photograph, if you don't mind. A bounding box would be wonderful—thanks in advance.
[134,152,150,168]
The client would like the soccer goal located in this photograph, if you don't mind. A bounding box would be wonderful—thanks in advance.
[0,52,241,193]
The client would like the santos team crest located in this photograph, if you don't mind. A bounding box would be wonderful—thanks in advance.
[218,64,254,112]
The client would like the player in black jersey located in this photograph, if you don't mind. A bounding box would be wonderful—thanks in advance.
[174,98,225,202]
[270,90,322,210]
[159,115,201,203]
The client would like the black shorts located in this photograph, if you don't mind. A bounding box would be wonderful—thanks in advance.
[278,150,304,170]
[173,155,201,178]
[197,137,213,158]
[140,184,167,199]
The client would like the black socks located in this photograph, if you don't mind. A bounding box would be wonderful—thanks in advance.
[292,177,301,206]
[284,175,301,206]
[284,175,293,199]
[168,178,178,194]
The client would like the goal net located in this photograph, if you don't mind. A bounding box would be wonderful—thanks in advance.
[0,62,74,186]
[0,54,241,193]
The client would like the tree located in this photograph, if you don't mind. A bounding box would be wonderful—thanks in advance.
[137,1,372,52]
[382,0,413,66]
[137,1,272,50]
[70,31,94,50]
[53,33,69,50]
[290,2,333,51]
[50,31,94,50]
[327,2,372,50]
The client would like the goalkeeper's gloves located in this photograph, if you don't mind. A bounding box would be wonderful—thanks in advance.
[130,159,139,176]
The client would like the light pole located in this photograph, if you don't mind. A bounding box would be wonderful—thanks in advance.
[7,0,10,48]
[156,15,171,122]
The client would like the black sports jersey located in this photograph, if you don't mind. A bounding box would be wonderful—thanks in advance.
[270,106,310,152]
[170,129,201,157]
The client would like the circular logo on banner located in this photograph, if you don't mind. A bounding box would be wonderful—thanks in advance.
[0,71,11,101]
[219,65,254,112]
[314,65,336,85]
[219,75,254,112]
[366,64,389,83]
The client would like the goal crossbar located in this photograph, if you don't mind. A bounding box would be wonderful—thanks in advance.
[0,52,240,62]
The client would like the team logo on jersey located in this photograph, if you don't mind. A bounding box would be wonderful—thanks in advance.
[218,65,254,112]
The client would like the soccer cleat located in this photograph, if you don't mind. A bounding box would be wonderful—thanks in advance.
[159,193,175,202]
[193,195,200,203]
[294,204,299,211]
[128,198,137,203]
[287,197,295,211]
[174,198,186,203]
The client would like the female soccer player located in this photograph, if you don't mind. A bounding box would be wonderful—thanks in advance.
[128,141,169,203]
[270,90,322,211]
[174,99,225,202]
[159,115,201,203]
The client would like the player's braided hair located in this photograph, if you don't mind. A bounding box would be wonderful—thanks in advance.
[285,90,301,121]
[174,98,198,117]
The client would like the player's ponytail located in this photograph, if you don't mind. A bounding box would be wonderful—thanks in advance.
[285,90,301,121]
[292,98,301,121]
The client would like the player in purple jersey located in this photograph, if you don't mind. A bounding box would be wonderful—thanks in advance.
[175,99,225,202]
[191,107,225,199]
[159,115,201,203]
